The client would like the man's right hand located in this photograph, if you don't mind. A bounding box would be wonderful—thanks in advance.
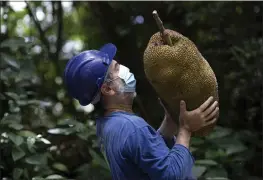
[178,96,219,133]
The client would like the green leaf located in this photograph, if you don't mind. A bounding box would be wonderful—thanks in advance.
[1,53,20,70]
[206,126,232,140]
[39,137,51,144]
[32,177,45,180]
[0,93,5,100]
[8,132,24,146]
[0,37,26,48]
[74,122,85,132]
[205,167,228,178]
[52,163,69,172]
[192,165,207,178]
[190,147,198,153]
[89,149,109,170]
[18,130,37,137]
[23,168,29,179]
[75,163,90,173]
[205,149,226,159]
[26,137,36,153]
[1,114,21,124]
[4,92,20,100]
[8,123,24,130]
[213,136,247,155]
[57,118,78,126]
[77,130,95,140]
[13,168,23,180]
[33,165,54,177]
[195,159,218,166]
[191,137,205,145]
[45,174,65,179]
[236,130,257,144]
[12,146,26,161]
[16,100,28,106]
[225,143,247,155]
[25,154,47,165]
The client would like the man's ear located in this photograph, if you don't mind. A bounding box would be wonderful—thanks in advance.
[101,83,115,96]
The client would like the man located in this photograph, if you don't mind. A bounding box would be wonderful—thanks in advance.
[63,43,219,180]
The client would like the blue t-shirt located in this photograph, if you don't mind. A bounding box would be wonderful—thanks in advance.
[96,111,196,180]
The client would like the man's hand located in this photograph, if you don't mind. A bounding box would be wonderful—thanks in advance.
[175,96,219,149]
[179,96,219,133]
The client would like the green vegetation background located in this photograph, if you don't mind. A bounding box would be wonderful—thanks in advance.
[0,1,262,180]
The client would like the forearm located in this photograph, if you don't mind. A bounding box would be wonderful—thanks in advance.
[157,128,175,149]
[158,116,177,139]
[175,128,191,149]
[158,116,191,150]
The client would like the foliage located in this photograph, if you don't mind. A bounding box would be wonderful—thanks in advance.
[0,1,262,180]
[0,37,111,180]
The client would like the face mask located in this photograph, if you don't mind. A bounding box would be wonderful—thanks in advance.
[91,65,136,104]
[117,65,136,93]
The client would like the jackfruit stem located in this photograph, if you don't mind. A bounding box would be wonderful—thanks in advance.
[152,10,172,46]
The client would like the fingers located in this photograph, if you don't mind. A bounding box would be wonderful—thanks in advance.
[204,117,217,126]
[205,107,219,122]
[199,96,214,112]
[203,100,218,117]
[179,100,186,113]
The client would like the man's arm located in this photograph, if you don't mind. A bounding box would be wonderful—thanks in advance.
[157,116,177,149]
[122,126,194,180]
[157,98,178,148]
[158,96,219,149]
[122,97,219,180]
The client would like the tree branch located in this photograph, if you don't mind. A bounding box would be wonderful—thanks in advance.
[25,1,50,52]
[55,1,63,62]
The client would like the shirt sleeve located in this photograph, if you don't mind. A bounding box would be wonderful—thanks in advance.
[122,126,195,180]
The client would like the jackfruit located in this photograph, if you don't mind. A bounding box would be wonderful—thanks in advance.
[143,29,219,137]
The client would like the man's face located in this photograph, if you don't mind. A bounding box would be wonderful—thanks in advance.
[106,60,125,91]
[101,60,136,100]
[107,60,120,79]
[103,60,124,93]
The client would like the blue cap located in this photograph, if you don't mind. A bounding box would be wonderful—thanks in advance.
[63,43,117,106]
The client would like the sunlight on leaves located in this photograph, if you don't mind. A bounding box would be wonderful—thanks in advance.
[8,132,24,146]
[52,163,69,172]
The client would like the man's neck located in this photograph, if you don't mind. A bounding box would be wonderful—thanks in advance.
[104,104,133,116]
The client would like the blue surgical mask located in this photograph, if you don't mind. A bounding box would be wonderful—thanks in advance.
[117,65,136,93]
[91,65,136,104]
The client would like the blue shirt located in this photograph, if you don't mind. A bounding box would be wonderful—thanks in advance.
[96,111,196,180]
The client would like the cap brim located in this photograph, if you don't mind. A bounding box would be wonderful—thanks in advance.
[79,98,90,106]
[99,43,117,62]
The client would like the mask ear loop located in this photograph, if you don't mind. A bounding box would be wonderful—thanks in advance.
[91,64,112,104]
